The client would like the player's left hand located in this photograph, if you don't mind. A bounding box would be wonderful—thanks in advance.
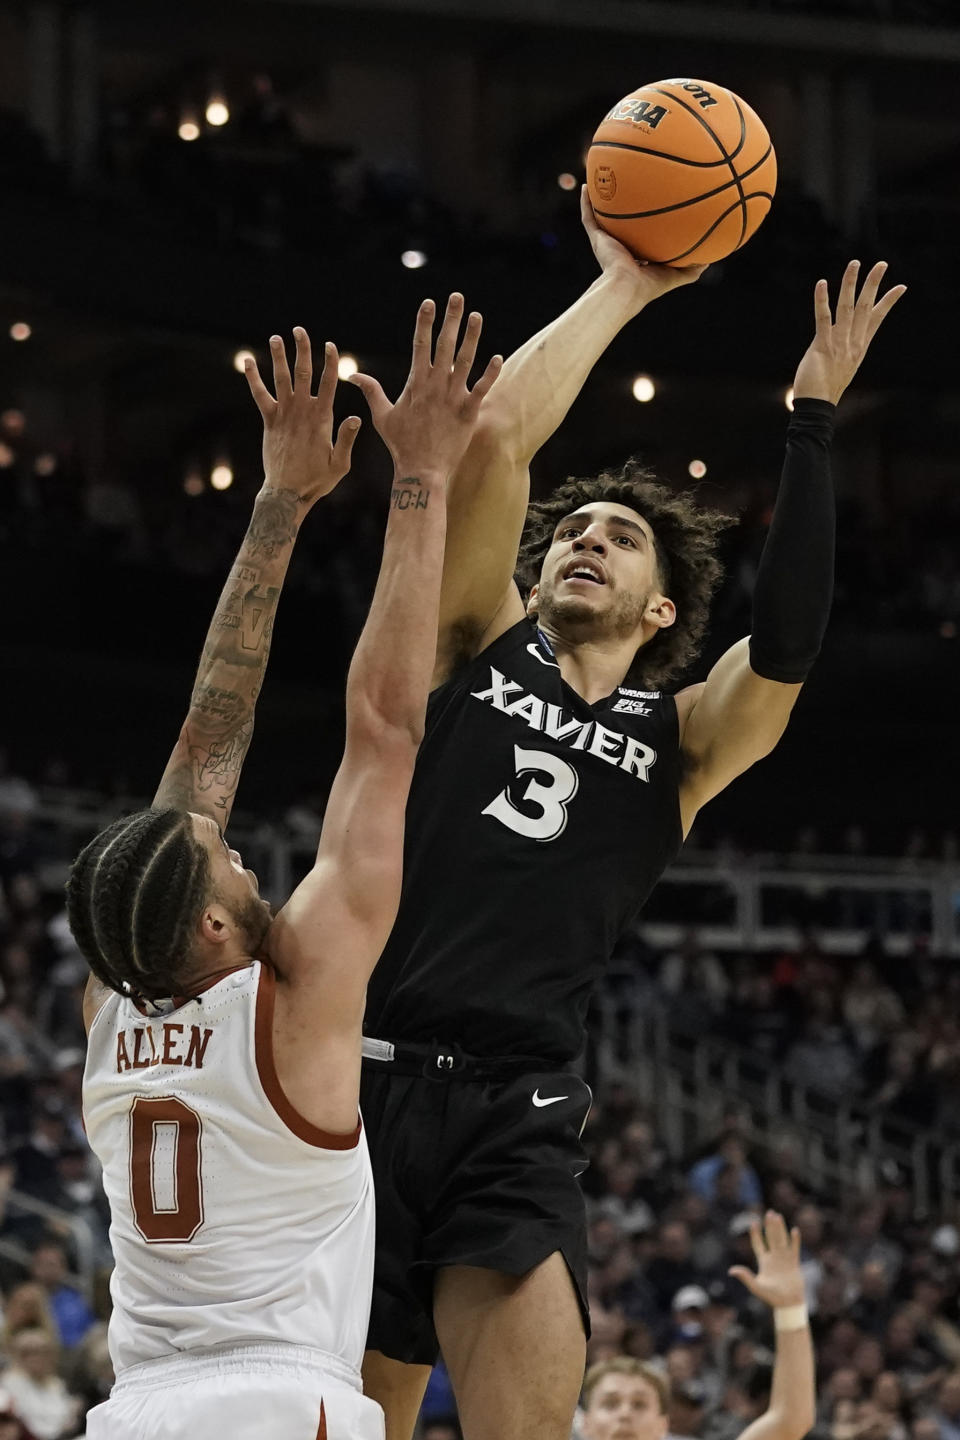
[581,186,708,308]
[792,260,907,406]
[244,328,361,508]
[728,1209,806,1310]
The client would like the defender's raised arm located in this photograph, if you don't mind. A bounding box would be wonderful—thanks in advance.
[153,330,360,824]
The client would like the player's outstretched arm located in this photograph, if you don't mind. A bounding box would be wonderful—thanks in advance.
[268,297,501,1027]
[152,331,359,826]
[729,1211,816,1440]
[677,260,907,834]
[433,190,707,682]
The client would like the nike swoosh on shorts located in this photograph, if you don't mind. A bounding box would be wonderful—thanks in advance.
[532,1089,568,1107]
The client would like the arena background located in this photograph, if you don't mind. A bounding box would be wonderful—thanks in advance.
[0,1,959,1436]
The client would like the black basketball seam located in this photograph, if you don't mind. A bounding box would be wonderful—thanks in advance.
[658,192,772,266]
[646,84,745,164]
[589,139,733,170]
[733,192,776,250]
[729,96,749,247]
[591,141,773,221]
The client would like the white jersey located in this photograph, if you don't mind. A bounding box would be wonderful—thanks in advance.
[83,960,374,1380]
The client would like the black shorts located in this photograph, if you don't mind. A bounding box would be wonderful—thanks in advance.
[359,1051,593,1367]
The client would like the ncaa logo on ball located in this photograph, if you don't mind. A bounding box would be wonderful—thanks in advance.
[594,165,617,201]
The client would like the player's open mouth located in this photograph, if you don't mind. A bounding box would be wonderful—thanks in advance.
[563,560,606,584]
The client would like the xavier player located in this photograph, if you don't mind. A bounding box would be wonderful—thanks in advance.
[358,200,905,1440]
[69,301,501,1439]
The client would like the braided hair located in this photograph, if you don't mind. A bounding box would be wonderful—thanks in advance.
[66,808,211,1001]
[517,463,737,692]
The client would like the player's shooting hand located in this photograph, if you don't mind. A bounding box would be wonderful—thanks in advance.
[244,328,361,508]
[581,186,708,308]
[728,1209,806,1311]
[347,295,502,481]
[793,260,907,406]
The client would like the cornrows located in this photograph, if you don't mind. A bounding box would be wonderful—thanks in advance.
[516,463,737,692]
[66,808,211,1001]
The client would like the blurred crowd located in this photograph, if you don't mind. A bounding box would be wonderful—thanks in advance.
[1,752,960,1436]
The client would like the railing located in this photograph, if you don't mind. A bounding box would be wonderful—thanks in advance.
[2,1188,97,1300]
[591,984,960,1214]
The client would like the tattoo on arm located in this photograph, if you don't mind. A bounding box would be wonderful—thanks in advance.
[244,488,300,558]
[391,483,430,511]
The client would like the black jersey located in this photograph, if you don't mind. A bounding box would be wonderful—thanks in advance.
[365,619,684,1062]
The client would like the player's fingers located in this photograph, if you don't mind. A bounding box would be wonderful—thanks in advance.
[243,356,278,423]
[791,1225,802,1260]
[836,259,860,329]
[292,326,313,394]
[433,293,464,374]
[346,372,390,425]
[854,261,888,318]
[453,311,483,381]
[314,341,339,411]
[813,278,832,337]
[331,415,361,472]
[409,299,436,380]
[728,1266,760,1297]
[581,184,598,231]
[270,334,293,401]
[748,1217,766,1264]
[467,352,503,407]
[765,1210,790,1249]
[866,282,907,341]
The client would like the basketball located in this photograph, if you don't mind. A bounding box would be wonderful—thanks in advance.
[586,77,777,266]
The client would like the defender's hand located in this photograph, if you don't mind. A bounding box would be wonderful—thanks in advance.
[581,186,708,309]
[793,260,906,406]
[728,1210,806,1310]
[244,328,361,508]
[348,295,502,480]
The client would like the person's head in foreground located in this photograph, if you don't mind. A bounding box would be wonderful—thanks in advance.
[66,807,273,1002]
[581,1356,670,1440]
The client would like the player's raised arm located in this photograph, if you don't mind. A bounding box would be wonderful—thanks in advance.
[152,330,359,825]
[676,260,907,834]
[434,191,706,680]
[267,297,501,1025]
[729,1211,816,1440]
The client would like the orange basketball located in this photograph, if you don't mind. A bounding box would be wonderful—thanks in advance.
[586,78,777,266]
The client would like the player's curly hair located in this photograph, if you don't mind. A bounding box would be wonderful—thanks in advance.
[66,808,210,1001]
[516,463,736,691]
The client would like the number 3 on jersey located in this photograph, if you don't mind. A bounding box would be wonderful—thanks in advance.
[129,1096,204,1243]
[482,744,579,842]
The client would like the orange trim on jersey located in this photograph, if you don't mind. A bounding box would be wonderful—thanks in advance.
[254,963,361,1151]
[315,1399,327,1440]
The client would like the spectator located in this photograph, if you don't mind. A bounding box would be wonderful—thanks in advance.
[578,1356,670,1440]
[645,1223,702,1316]
[851,1262,896,1337]
[27,1244,95,1351]
[0,1387,35,1440]
[0,1329,80,1440]
[1,1286,58,1349]
[688,1138,763,1211]
[932,1372,960,1440]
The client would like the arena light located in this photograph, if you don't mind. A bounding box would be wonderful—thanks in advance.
[632,374,656,403]
[210,461,234,491]
[557,172,577,191]
[784,386,795,412]
[206,97,230,127]
[401,250,428,270]
[233,349,256,373]
[178,115,201,142]
[184,467,205,497]
[34,452,57,476]
[337,354,359,380]
[688,459,707,479]
[1,409,26,436]
[9,322,31,342]
[0,441,14,468]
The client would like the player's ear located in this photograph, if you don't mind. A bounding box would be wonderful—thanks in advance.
[647,593,676,630]
[526,584,540,619]
[198,902,232,946]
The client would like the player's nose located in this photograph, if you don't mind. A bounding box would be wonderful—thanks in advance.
[573,526,607,553]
